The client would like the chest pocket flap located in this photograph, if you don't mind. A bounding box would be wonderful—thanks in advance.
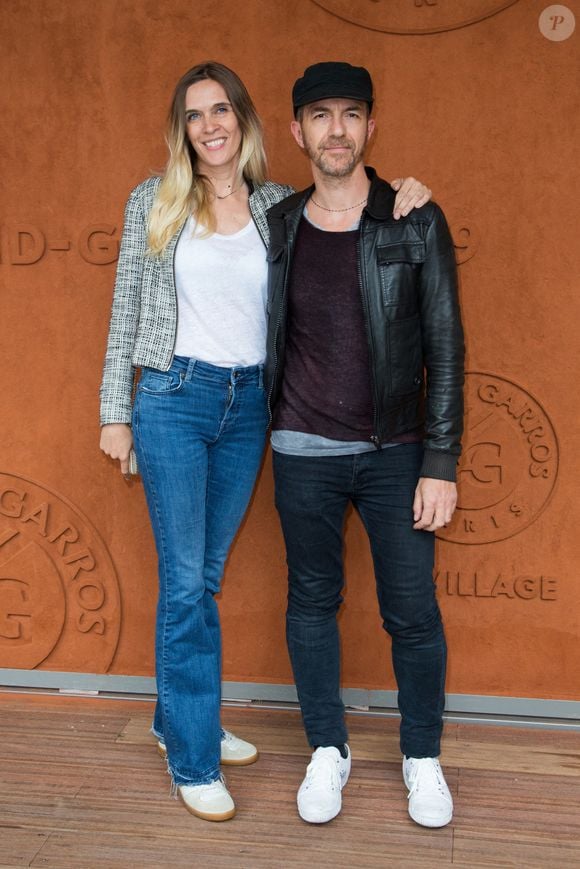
[377,241,425,264]
[377,241,424,308]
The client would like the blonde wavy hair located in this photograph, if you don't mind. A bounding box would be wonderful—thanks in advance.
[147,62,267,256]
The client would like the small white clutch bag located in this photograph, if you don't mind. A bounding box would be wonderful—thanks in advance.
[128,448,139,476]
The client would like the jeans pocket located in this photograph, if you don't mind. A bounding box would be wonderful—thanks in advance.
[139,368,185,395]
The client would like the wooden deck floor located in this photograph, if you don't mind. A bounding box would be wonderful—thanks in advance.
[0,692,579,868]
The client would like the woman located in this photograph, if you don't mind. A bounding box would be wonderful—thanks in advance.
[100,61,431,821]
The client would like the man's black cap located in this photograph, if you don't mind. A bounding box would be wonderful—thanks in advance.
[292,61,374,116]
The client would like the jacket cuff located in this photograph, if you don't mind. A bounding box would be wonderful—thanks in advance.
[420,448,458,482]
[100,411,132,427]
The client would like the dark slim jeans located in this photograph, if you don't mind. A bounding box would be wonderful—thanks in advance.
[273,443,446,759]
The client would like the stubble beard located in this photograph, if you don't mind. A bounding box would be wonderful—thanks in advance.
[303,136,366,179]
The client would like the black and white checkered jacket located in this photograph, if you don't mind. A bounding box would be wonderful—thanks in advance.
[99,176,293,425]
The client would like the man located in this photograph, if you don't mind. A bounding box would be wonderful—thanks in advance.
[265,62,464,828]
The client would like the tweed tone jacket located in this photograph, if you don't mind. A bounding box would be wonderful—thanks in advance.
[99,176,293,425]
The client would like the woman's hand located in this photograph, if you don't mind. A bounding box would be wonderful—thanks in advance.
[390,177,433,220]
[100,423,133,477]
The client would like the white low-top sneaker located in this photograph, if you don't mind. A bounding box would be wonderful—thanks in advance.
[403,756,453,828]
[157,729,258,766]
[220,729,259,765]
[297,745,351,824]
[178,775,235,821]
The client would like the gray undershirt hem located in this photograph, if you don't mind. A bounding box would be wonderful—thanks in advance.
[270,430,402,457]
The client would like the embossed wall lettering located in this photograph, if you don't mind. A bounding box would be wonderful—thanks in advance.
[435,570,558,600]
[450,220,479,265]
[312,0,521,35]
[1,219,477,267]
[0,473,121,670]
[78,225,119,264]
[1,225,119,265]
[437,373,559,545]
[7,225,46,265]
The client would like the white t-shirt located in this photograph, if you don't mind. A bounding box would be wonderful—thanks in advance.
[174,217,267,366]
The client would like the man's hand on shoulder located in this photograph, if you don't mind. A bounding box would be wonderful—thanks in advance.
[390,177,432,220]
[413,477,457,531]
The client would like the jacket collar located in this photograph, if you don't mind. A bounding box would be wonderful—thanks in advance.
[267,166,396,222]
[364,167,397,220]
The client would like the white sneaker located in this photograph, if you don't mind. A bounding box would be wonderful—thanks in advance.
[178,775,235,821]
[220,729,259,765]
[403,756,453,828]
[297,745,351,824]
[157,729,258,766]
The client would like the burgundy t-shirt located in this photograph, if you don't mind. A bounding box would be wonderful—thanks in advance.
[273,218,376,441]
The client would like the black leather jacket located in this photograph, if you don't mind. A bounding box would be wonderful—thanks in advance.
[265,168,465,481]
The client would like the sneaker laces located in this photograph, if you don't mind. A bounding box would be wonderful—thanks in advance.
[406,758,451,803]
[303,754,340,793]
[197,774,229,803]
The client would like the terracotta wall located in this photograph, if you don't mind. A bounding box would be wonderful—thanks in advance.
[1,0,579,701]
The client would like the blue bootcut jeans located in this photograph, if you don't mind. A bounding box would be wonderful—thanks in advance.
[132,356,268,786]
[273,443,446,759]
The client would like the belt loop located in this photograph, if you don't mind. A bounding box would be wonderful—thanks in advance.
[258,364,264,389]
[185,357,197,381]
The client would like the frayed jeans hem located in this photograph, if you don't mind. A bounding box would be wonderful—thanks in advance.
[151,725,227,746]
[168,762,222,788]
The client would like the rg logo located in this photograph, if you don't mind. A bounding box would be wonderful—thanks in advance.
[0,578,31,642]
[437,373,558,545]
[0,473,121,671]
[459,442,502,488]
